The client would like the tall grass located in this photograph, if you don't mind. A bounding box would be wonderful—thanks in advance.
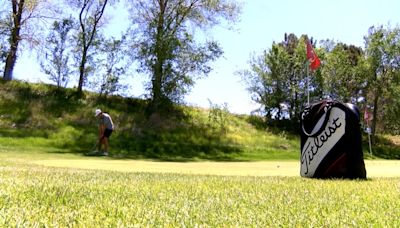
[0,80,302,160]
[0,80,399,160]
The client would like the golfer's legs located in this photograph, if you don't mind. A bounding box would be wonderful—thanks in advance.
[98,137,105,151]
[104,138,109,152]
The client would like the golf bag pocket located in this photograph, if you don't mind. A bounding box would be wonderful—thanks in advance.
[300,100,366,179]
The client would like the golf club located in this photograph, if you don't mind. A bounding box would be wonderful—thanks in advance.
[85,138,101,156]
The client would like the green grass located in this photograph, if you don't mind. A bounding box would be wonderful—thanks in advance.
[0,78,399,226]
[0,80,303,161]
[0,150,399,227]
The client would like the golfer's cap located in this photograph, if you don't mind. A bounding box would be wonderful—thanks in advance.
[95,109,102,117]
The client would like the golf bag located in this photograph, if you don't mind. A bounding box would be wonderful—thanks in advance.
[300,100,366,179]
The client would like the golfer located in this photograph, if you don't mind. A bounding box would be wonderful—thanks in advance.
[95,109,114,156]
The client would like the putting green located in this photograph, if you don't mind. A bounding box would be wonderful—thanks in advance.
[33,159,400,177]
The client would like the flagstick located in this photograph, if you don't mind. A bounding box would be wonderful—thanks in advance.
[367,121,373,155]
[368,132,373,155]
[306,62,310,106]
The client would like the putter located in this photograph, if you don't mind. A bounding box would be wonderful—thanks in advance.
[85,138,101,156]
[85,136,105,156]
[91,141,99,152]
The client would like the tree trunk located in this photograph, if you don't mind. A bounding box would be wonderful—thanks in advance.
[151,78,162,110]
[371,87,380,144]
[76,0,108,95]
[151,46,164,112]
[3,47,18,81]
[77,48,87,94]
[3,0,25,81]
[149,0,166,113]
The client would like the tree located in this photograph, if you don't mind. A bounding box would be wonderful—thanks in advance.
[384,83,400,134]
[2,0,55,81]
[321,42,366,104]
[364,25,400,138]
[281,34,318,122]
[69,0,110,94]
[0,5,10,72]
[40,17,74,88]
[127,0,241,113]
[240,44,289,120]
[239,33,317,128]
[3,0,26,80]
[0,39,7,75]
[93,36,129,97]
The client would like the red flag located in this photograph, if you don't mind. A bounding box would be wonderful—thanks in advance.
[305,39,321,70]
[364,108,373,123]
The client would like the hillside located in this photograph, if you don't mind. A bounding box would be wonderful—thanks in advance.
[0,80,300,161]
[0,80,398,160]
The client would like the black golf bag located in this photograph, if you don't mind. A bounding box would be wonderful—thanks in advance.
[300,100,366,179]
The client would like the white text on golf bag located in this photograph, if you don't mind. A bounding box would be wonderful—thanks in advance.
[301,108,346,177]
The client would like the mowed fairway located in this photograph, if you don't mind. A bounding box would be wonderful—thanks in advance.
[1,151,399,227]
[33,158,400,178]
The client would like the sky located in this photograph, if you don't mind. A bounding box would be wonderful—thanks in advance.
[13,0,400,114]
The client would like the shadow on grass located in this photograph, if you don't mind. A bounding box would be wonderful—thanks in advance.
[68,127,243,162]
[0,129,50,138]
[50,108,245,161]
[0,83,86,138]
[364,135,400,159]
[0,81,245,161]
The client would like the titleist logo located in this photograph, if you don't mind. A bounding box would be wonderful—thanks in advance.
[301,108,346,177]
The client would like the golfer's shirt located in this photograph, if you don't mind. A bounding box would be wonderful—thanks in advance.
[99,113,114,130]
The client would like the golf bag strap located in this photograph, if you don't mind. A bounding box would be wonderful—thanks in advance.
[301,100,334,137]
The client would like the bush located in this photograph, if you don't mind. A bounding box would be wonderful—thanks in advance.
[50,126,83,147]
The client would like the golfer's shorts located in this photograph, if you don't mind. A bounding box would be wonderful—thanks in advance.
[103,128,113,138]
